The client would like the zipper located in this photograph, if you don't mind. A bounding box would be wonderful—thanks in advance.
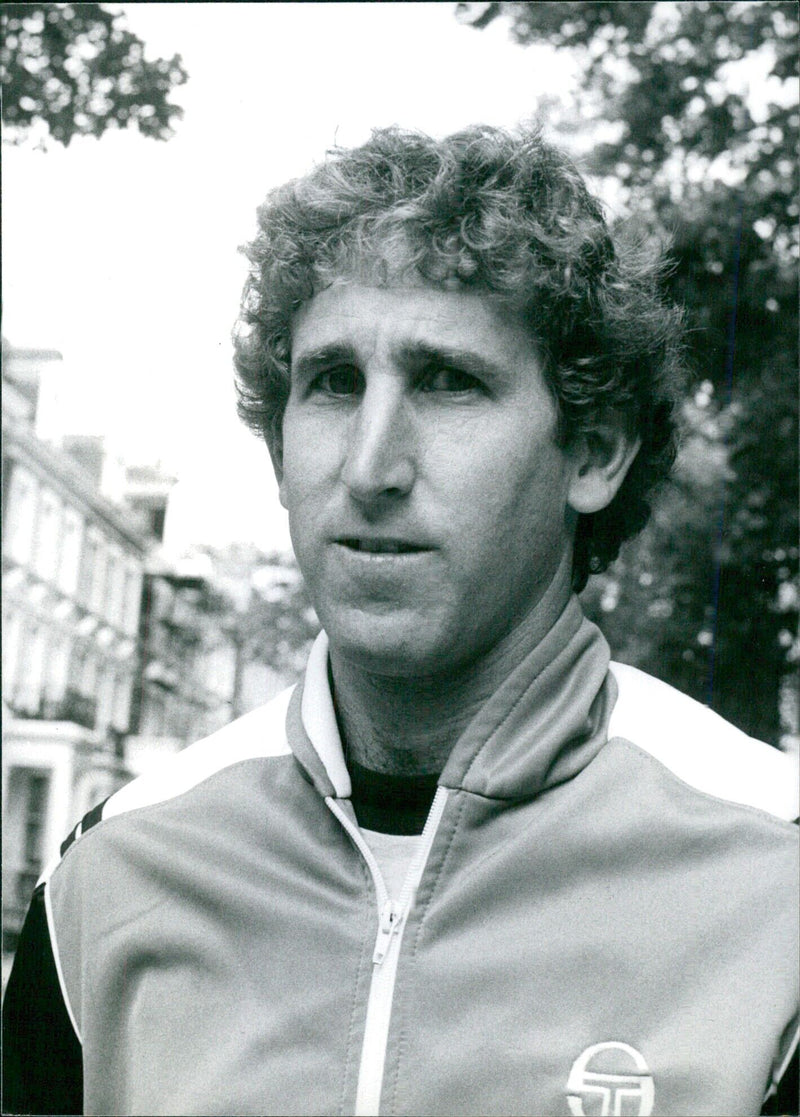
[373,899,401,965]
[326,787,449,1116]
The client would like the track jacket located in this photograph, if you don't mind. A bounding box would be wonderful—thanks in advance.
[3,598,799,1116]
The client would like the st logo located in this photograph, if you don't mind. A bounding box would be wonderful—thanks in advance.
[566,1041,654,1117]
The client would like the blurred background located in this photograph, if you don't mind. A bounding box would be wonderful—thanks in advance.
[2,2,797,973]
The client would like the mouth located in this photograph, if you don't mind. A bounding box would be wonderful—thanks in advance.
[336,537,430,555]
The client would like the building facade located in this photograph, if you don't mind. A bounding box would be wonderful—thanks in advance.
[2,347,150,948]
[125,561,238,776]
[2,343,308,964]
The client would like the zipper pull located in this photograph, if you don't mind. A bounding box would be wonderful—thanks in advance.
[372,900,401,965]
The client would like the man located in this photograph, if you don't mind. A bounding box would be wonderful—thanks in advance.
[4,126,798,1116]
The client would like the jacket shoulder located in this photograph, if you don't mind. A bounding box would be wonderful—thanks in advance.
[608,662,798,823]
[42,685,296,881]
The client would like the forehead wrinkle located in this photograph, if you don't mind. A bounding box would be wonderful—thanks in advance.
[291,283,542,378]
[292,308,383,369]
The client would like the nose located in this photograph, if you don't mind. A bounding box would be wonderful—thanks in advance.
[341,378,415,505]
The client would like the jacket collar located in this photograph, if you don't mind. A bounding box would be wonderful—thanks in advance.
[287,597,612,802]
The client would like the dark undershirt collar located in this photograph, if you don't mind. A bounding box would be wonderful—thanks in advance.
[347,758,439,835]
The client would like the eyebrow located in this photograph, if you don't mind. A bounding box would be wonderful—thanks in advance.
[396,342,507,382]
[291,344,358,382]
[292,340,508,382]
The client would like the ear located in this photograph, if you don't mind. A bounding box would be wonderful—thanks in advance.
[266,433,287,508]
[566,420,641,516]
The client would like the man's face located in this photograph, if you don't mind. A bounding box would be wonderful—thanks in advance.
[278,281,580,677]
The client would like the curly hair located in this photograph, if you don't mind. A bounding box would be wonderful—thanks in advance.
[234,124,686,591]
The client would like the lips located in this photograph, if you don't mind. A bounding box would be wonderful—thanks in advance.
[337,537,429,555]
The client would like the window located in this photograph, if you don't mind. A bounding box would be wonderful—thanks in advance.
[80,651,98,696]
[18,770,50,904]
[71,643,87,684]
[32,489,62,584]
[3,768,52,909]
[105,549,126,626]
[2,608,22,705]
[89,542,107,616]
[4,466,38,566]
[44,633,71,709]
[122,563,143,635]
[23,772,49,865]
[112,667,132,732]
[78,533,99,606]
[141,689,166,737]
[57,508,84,597]
[14,623,47,715]
[2,456,14,534]
[96,661,117,734]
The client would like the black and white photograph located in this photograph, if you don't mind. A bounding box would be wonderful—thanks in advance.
[2,3,798,1115]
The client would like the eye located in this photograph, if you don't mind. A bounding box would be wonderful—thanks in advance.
[416,365,483,394]
[310,365,362,397]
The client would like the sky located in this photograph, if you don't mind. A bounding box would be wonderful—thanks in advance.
[3,2,583,556]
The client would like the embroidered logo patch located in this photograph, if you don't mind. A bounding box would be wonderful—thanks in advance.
[566,1041,654,1117]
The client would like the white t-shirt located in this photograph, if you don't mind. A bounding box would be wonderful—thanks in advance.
[360,828,422,905]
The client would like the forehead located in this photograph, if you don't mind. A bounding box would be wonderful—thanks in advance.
[290,281,540,368]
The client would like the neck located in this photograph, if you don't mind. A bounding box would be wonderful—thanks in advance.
[330,565,574,777]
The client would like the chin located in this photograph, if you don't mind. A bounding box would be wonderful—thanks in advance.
[332,636,439,679]
[325,613,488,680]
[322,611,447,678]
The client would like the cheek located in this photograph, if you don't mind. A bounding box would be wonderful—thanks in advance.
[463,434,570,529]
[280,414,337,503]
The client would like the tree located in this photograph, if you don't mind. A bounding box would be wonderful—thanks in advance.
[226,559,320,720]
[458,1,798,743]
[1,3,188,146]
